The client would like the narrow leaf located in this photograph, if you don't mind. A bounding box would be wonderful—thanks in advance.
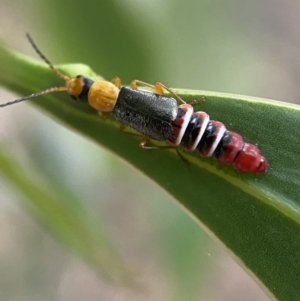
[0,44,300,301]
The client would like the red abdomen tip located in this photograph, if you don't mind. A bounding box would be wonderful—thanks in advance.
[233,143,268,173]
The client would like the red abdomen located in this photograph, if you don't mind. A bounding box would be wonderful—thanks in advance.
[167,104,267,173]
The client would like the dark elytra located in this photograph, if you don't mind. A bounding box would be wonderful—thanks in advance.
[111,87,178,140]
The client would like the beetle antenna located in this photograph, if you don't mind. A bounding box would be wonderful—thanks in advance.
[26,33,70,82]
[0,86,68,107]
[0,34,71,108]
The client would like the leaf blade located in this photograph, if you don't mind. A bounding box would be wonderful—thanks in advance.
[1,44,300,301]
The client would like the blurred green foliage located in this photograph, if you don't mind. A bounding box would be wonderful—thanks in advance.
[2,0,299,301]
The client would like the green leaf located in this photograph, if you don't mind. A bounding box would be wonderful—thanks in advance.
[1,44,300,301]
[0,148,133,286]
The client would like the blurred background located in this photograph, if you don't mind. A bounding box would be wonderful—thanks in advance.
[0,0,299,300]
